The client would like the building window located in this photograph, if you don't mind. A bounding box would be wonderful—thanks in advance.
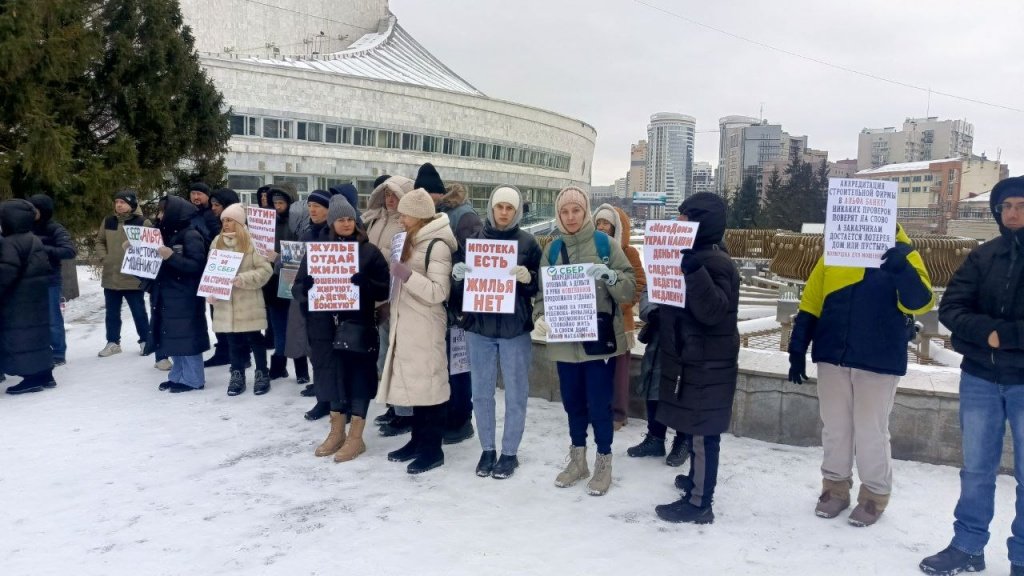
[912,186,921,193]
[477,143,489,159]
[504,147,516,162]
[912,175,922,182]
[421,135,439,153]
[460,140,474,157]
[924,174,933,182]
[227,174,263,190]
[325,125,340,144]
[491,145,503,160]
[442,137,458,155]
[228,114,258,136]
[297,122,323,142]
[273,175,308,193]
[901,176,911,183]
[352,128,376,147]
[401,133,421,150]
[378,130,400,149]
[262,118,293,139]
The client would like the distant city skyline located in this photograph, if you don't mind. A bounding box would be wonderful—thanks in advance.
[393,0,1021,185]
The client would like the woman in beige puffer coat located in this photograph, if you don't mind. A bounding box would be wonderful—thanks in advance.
[207,204,273,396]
[376,188,457,475]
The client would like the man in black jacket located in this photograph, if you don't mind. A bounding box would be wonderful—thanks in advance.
[28,194,77,367]
[653,193,740,525]
[921,177,1024,576]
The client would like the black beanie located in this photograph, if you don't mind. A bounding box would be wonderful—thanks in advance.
[188,182,210,197]
[114,190,139,212]
[373,174,391,189]
[993,176,1024,205]
[414,163,446,196]
[307,189,332,210]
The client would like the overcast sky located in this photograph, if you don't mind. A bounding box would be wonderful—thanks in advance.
[391,0,1023,185]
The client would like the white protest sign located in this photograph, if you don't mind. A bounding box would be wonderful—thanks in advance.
[824,178,898,268]
[245,206,277,258]
[449,327,470,375]
[643,220,699,308]
[197,249,245,300]
[462,239,517,314]
[388,232,406,303]
[307,242,360,312]
[120,225,164,280]
[542,263,598,342]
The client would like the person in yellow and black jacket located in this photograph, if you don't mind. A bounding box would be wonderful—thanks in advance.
[788,223,933,528]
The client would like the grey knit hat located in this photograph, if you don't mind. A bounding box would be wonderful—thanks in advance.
[328,195,357,225]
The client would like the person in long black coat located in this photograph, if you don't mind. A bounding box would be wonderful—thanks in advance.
[0,199,56,394]
[653,192,740,524]
[294,196,390,463]
[28,194,76,366]
[149,195,210,393]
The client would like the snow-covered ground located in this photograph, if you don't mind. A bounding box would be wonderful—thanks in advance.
[1,268,1019,575]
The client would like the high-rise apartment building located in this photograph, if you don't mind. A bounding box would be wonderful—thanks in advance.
[857,117,974,171]
[717,115,760,196]
[627,140,647,196]
[614,177,628,198]
[645,113,696,208]
[691,161,715,196]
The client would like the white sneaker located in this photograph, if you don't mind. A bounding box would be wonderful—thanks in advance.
[98,342,122,357]
[154,359,172,371]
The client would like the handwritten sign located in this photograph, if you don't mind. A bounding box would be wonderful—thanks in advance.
[824,178,898,268]
[542,263,597,342]
[197,249,244,300]
[246,206,277,258]
[643,220,699,308]
[462,239,517,314]
[120,225,164,280]
[277,241,306,299]
[449,327,470,375]
[388,232,406,303]
[308,242,360,311]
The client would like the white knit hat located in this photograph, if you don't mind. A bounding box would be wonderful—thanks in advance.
[220,203,246,226]
[489,186,521,212]
[397,188,436,219]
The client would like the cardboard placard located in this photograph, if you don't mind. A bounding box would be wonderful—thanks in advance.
[542,263,598,342]
[120,225,164,280]
[197,249,245,300]
[277,241,306,299]
[643,220,699,308]
[462,239,517,314]
[307,242,360,311]
[824,178,898,268]
[246,206,277,258]
[449,327,470,375]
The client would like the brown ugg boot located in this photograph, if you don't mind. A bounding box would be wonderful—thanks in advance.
[334,416,367,463]
[815,478,852,519]
[314,412,347,457]
[848,485,889,527]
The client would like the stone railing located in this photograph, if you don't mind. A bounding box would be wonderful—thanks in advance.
[766,232,979,287]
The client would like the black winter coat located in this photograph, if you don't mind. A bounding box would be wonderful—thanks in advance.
[149,197,210,357]
[189,204,222,248]
[940,184,1024,384]
[28,195,76,287]
[657,193,741,436]
[293,234,390,405]
[454,221,542,339]
[0,200,54,376]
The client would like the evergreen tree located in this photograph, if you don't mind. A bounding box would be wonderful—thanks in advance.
[759,167,786,229]
[728,176,760,229]
[0,0,229,237]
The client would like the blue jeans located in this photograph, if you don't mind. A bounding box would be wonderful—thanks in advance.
[169,355,205,389]
[48,285,67,362]
[467,331,531,456]
[557,359,615,454]
[951,371,1024,565]
[104,289,150,345]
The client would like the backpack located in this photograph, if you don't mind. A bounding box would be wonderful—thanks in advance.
[547,231,611,266]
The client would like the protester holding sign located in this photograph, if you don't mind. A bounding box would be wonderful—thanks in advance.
[206,205,273,396]
[376,188,458,474]
[294,196,390,463]
[294,189,333,419]
[652,192,740,525]
[363,175,415,435]
[533,187,636,496]
[594,204,647,431]
[788,222,933,527]
[451,185,541,479]
[95,190,153,358]
[149,196,210,393]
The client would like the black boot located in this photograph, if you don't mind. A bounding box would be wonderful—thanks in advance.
[294,356,310,385]
[5,376,45,395]
[204,337,230,368]
[227,369,246,396]
[269,355,288,380]
[300,384,316,397]
[408,406,445,474]
[374,406,396,426]
[627,434,666,457]
[655,498,714,524]
[388,413,420,462]
[475,450,497,477]
[666,434,690,467]
[675,474,694,493]
[443,419,475,445]
[304,401,330,421]
[379,414,412,437]
[253,369,271,395]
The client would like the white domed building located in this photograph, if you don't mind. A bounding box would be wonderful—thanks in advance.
[178,0,596,228]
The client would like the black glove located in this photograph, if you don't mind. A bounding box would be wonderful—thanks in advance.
[880,247,908,274]
[680,249,702,275]
[788,351,808,385]
[349,272,365,287]
[301,275,315,290]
